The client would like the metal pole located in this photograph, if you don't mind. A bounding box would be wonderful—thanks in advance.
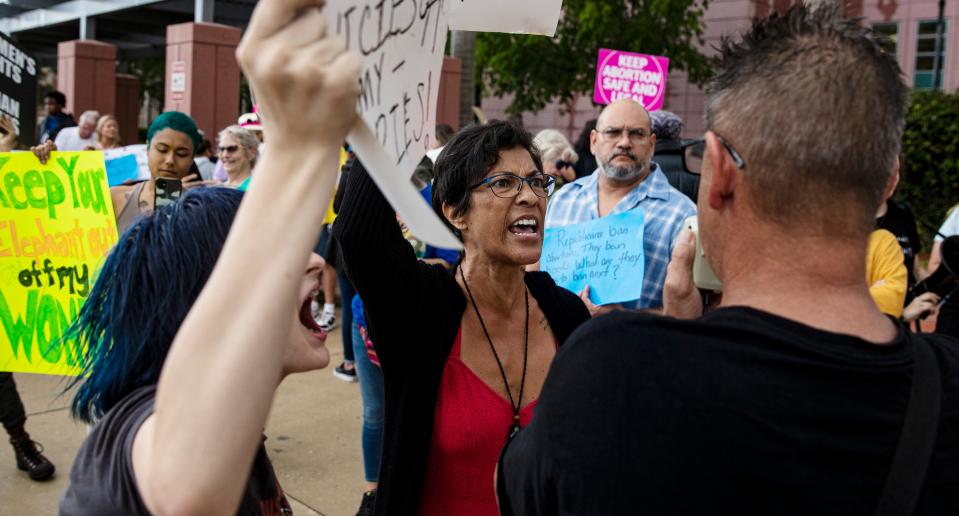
[80,16,95,40]
[195,0,214,23]
[932,0,946,90]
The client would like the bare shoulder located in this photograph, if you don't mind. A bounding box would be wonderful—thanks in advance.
[110,184,135,215]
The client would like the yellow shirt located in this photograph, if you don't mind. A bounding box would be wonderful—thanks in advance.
[322,148,350,225]
[866,229,907,317]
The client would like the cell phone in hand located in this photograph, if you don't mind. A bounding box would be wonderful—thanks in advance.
[187,161,202,182]
[684,216,723,292]
[155,177,182,208]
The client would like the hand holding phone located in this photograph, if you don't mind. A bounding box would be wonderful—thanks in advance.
[181,162,206,190]
[155,177,182,208]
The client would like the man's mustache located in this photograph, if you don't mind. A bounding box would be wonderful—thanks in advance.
[607,151,638,162]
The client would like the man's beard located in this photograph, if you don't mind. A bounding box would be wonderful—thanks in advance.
[600,151,647,182]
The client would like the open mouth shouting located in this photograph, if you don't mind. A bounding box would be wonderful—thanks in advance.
[508,217,541,239]
[298,287,327,339]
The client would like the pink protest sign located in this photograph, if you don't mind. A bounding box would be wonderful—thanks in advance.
[593,48,670,110]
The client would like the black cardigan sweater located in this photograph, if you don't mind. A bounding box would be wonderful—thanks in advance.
[333,160,590,516]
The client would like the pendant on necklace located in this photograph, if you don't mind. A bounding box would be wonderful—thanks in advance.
[508,414,521,441]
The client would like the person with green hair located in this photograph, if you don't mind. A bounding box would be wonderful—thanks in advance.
[30,111,211,234]
[109,111,211,233]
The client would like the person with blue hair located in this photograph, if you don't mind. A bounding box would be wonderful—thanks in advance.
[58,1,362,513]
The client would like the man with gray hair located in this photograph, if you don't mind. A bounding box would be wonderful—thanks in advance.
[498,6,958,514]
[54,110,99,150]
[544,98,696,311]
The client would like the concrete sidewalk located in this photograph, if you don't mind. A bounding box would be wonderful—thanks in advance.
[0,320,367,515]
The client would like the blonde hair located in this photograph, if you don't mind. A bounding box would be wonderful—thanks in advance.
[533,129,578,164]
[96,115,120,147]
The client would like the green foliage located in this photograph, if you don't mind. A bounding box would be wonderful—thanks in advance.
[475,0,712,115]
[127,58,165,108]
[899,90,959,252]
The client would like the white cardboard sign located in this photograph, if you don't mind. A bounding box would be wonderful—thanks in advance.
[448,0,563,36]
[324,0,563,249]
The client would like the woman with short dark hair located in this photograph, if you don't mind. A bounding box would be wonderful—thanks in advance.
[335,119,590,516]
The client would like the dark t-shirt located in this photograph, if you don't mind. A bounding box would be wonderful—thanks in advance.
[876,199,922,288]
[60,386,291,516]
[500,308,959,515]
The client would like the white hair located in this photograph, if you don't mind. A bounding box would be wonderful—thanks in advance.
[533,129,578,164]
[218,125,260,164]
[79,110,100,125]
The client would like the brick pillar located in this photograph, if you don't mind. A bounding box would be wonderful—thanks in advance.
[56,40,116,117]
[437,56,462,129]
[165,22,241,141]
[115,74,140,144]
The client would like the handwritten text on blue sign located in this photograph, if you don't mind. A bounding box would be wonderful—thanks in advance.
[541,210,645,305]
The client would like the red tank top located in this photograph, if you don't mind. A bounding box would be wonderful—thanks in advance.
[418,327,539,516]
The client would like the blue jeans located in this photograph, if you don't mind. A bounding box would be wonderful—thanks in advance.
[352,321,384,482]
[339,272,356,363]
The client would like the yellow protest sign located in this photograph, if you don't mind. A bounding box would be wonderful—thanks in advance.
[0,152,118,375]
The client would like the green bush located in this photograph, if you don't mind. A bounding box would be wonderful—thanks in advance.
[899,90,959,253]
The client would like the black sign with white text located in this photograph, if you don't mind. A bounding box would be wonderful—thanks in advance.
[0,33,36,146]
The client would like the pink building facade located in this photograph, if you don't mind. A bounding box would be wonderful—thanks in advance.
[482,0,958,142]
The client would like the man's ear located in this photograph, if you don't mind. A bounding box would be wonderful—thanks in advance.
[442,202,467,234]
[589,128,599,157]
[705,131,738,211]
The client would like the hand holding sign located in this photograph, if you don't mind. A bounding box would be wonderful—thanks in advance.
[238,0,563,249]
[322,0,563,250]
[237,0,362,151]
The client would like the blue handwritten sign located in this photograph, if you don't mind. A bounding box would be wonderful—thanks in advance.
[541,210,645,305]
[104,154,138,186]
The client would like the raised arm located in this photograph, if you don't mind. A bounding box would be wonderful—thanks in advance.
[333,159,433,360]
[135,2,361,514]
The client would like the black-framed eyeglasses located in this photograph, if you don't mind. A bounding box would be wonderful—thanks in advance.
[470,173,556,198]
[682,133,746,175]
[595,126,650,143]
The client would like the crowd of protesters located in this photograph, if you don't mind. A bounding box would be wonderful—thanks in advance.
[0,2,957,516]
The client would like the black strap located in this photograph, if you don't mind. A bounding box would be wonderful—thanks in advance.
[874,333,941,516]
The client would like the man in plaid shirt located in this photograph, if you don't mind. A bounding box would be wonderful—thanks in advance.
[545,99,696,310]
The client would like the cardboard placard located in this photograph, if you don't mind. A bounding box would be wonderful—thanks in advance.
[0,152,118,375]
[594,48,670,110]
[541,210,646,305]
[323,0,564,249]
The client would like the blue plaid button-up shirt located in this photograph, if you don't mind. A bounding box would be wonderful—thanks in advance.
[545,163,696,308]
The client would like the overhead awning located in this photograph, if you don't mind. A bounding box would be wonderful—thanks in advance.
[0,0,254,62]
